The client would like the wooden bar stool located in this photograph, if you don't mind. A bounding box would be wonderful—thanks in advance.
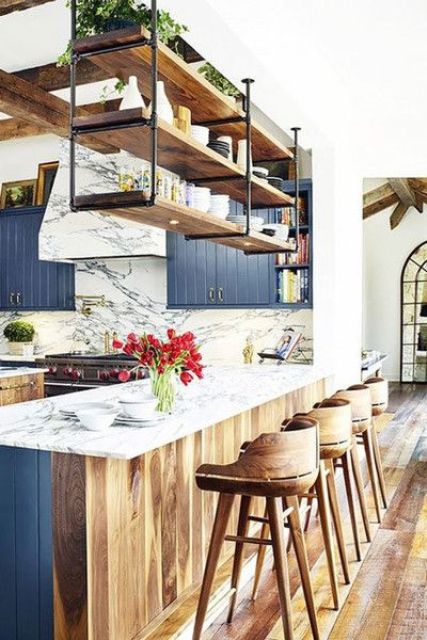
[193,417,320,640]
[333,385,382,523]
[364,377,388,509]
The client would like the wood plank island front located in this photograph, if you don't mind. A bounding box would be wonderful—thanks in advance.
[0,365,332,639]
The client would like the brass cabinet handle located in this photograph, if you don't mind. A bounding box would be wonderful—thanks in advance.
[9,292,15,305]
[218,287,224,303]
[0,381,35,391]
[208,287,215,303]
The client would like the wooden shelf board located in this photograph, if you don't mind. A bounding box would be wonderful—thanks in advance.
[74,192,294,253]
[73,108,293,208]
[74,26,293,162]
[275,263,310,269]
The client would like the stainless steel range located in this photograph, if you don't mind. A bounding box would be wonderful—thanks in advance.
[36,352,147,397]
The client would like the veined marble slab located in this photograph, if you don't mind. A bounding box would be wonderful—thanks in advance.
[0,367,47,379]
[0,364,331,459]
[40,140,166,260]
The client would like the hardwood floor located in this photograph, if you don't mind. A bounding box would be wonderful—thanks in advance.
[201,384,427,640]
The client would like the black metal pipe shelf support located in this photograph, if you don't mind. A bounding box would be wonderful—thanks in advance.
[71,118,152,136]
[75,36,152,61]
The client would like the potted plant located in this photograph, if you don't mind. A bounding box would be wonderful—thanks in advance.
[3,320,36,356]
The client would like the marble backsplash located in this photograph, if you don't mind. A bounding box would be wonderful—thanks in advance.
[0,258,313,365]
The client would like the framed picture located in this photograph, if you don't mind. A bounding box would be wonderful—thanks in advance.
[35,161,59,206]
[275,329,302,360]
[0,179,37,209]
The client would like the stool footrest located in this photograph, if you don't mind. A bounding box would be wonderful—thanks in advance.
[225,534,272,546]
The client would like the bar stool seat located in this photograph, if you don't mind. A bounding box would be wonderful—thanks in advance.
[193,418,321,640]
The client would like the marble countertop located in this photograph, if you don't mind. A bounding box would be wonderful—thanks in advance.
[0,367,46,379]
[0,364,331,459]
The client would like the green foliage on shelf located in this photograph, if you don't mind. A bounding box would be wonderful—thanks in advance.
[3,320,35,343]
[197,62,241,98]
[58,0,188,66]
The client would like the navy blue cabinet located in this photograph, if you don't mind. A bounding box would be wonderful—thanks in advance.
[167,205,273,308]
[0,207,75,311]
[0,447,53,640]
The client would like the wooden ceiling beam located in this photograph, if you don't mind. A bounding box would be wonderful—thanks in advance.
[390,202,410,229]
[0,0,54,16]
[0,68,116,153]
[363,182,399,218]
[14,59,111,92]
[388,178,423,212]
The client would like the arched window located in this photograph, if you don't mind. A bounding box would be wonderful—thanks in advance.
[401,242,427,382]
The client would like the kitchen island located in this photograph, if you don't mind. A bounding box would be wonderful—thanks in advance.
[0,365,332,640]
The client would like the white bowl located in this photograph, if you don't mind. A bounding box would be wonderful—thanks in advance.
[119,397,158,419]
[76,408,118,431]
[60,401,117,416]
[191,125,209,145]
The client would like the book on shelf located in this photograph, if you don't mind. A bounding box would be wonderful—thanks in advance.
[277,268,310,304]
[276,233,310,265]
[280,200,307,227]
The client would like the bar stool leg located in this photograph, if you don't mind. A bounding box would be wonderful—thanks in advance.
[315,461,340,610]
[362,427,382,523]
[324,459,351,583]
[193,493,235,640]
[341,450,361,562]
[371,422,388,508]
[350,438,372,542]
[266,497,294,640]
[251,507,269,600]
[227,495,253,623]
[285,496,320,640]
[304,494,315,531]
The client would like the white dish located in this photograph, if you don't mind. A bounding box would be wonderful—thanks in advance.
[75,408,118,431]
[115,413,163,425]
[119,397,157,419]
[60,401,116,417]
[191,125,209,145]
[262,223,289,240]
[252,166,269,177]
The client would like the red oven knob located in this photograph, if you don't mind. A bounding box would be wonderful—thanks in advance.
[99,370,110,381]
[48,366,57,375]
[109,368,120,379]
[63,366,73,377]
[70,368,81,381]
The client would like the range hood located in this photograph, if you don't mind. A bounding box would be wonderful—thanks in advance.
[39,140,166,261]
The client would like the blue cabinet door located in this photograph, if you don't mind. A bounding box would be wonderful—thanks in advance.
[0,207,75,311]
[167,233,217,306]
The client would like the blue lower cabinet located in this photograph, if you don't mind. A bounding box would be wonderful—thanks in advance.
[0,447,53,640]
[0,207,75,311]
[167,206,273,308]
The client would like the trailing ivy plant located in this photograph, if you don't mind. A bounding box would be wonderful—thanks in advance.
[58,0,188,88]
[197,62,241,99]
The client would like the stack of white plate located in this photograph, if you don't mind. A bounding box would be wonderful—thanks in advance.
[226,214,265,232]
[191,125,209,146]
[209,194,230,219]
[193,186,211,212]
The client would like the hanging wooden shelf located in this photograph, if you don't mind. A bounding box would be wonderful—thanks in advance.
[73,108,294,209]
[73,26,294,163]
[74,192,295,254]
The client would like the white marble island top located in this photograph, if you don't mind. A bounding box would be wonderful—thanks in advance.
[0,366,46,379]
[0,365,331,459]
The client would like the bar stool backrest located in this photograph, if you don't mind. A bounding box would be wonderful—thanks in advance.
[333,385,372,423]
[309,398,352,449]
[364,377,388,415]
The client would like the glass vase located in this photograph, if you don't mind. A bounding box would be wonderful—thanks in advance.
[150,369,176,413]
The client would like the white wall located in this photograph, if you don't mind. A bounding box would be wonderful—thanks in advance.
[363,178,427,380]
[0,135,60,184]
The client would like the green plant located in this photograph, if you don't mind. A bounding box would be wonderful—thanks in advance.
[198,62,241,98]
[3,320,35,343]
[58,1,188,66]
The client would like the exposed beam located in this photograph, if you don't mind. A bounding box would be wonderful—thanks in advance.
[0,99,121,142]
[0,68,116,153]
[390,202,410,230]
[14,59,110,92]
[363,182,399,219]
[0,0,54,16]
[388,178,423,212]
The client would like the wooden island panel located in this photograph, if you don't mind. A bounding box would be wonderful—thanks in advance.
[52,377,330,639]
[0,371,44,405]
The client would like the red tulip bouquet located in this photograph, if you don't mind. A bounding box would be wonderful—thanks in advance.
[113,329,204,413]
